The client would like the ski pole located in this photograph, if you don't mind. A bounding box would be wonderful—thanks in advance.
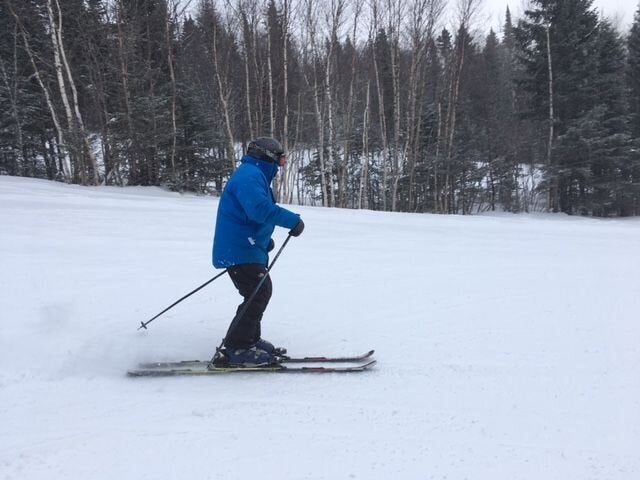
[138,269,228,330]
[217,234,293,350]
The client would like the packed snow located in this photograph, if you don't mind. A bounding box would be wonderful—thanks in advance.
[1,175,639,480]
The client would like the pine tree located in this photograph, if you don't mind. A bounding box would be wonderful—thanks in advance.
[586,21,636,215]
[515,0,605,214]
[449,28,482,214]
[497,7,525,212]
[414,37,442,213]
[474,29,501,211]
[0,1,26,176]
[628,5,640,138]
[627,5,640,213]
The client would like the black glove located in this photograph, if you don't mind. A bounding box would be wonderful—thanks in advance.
[289,219,304,237]
[268,238,275,252]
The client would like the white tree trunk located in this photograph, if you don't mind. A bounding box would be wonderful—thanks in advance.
[165,0,179,177]
[323,0,345,208]
[370,0,389,210]
[359,81,371,210]
[442,0,479,213]
[211,15,237,171]
[8,2,70,180]
[115,0,137,181]
[545,23,556,212]
[267,13,275,137]
[304,0,328,206]
[280,0,291,203]
[46,0,75,139]
[54,0,99,184]
[387,0,403,212]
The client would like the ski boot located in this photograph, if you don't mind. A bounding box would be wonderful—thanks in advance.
[255,338,287,357]
[209,344,276,368]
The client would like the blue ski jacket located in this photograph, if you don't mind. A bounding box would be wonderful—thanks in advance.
[212,154,300,268]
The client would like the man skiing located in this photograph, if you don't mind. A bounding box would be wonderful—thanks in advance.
[211,137,304,367]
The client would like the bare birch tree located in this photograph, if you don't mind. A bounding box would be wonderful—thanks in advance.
[165,1,182,177]
[441,0,480,212]
[48,0,100,184]
[404,0,444,211]
[337,0,364,208]
[112,0,139,182]
[205,1,237,171]
[322,0,346,207]
[46,0,78,176]
[6,0,71,180]
[278,0,294,203]
[385,0,404,212]
[545,22,556,212]
[266,3,276,137]
[369,0,390,210]
[302,0,329,205]
[359,80,372,209]
[231,0,261,140]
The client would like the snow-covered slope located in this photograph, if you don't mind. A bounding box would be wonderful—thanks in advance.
[1,176,639,479]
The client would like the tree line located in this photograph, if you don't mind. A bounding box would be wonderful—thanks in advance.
[1,0,639,216]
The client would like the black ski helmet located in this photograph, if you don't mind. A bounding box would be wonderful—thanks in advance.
[247,137,285,163]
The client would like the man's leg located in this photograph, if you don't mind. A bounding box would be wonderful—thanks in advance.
[225,264,272,349]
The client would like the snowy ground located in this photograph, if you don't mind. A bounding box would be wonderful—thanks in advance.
[1,175,639,480]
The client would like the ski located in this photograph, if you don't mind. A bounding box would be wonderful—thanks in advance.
[127,360,376,377]
[137,349,375,369]
[281,349,375,364]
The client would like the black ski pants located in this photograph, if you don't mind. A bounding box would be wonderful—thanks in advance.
[224,263,272,349]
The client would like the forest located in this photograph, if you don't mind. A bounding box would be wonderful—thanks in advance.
[1,0,639,216]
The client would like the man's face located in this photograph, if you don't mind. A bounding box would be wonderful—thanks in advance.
[278,153,288,167]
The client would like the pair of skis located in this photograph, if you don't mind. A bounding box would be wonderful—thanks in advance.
[127,350,376,377]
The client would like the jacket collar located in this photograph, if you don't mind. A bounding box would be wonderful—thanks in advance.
[241,154,279,183]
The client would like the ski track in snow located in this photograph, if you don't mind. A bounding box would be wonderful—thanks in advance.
[1,176,639,479]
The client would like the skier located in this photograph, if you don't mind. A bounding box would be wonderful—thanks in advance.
[211,137,304,367]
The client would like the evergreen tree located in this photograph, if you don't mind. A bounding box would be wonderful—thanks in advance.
[0,1,27,176]
[628,5,640,138]
[450,28,483,214]
[472,29,502,211]
[515,0,608,214]
[627,5,640,213]
[585,21,635,215]
[497,7,525,212]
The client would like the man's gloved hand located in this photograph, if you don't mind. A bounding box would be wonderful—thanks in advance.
[268,238,275,252]
[289,219,304,237]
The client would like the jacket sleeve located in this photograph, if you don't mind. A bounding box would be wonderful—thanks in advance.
[234,172,300,229]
